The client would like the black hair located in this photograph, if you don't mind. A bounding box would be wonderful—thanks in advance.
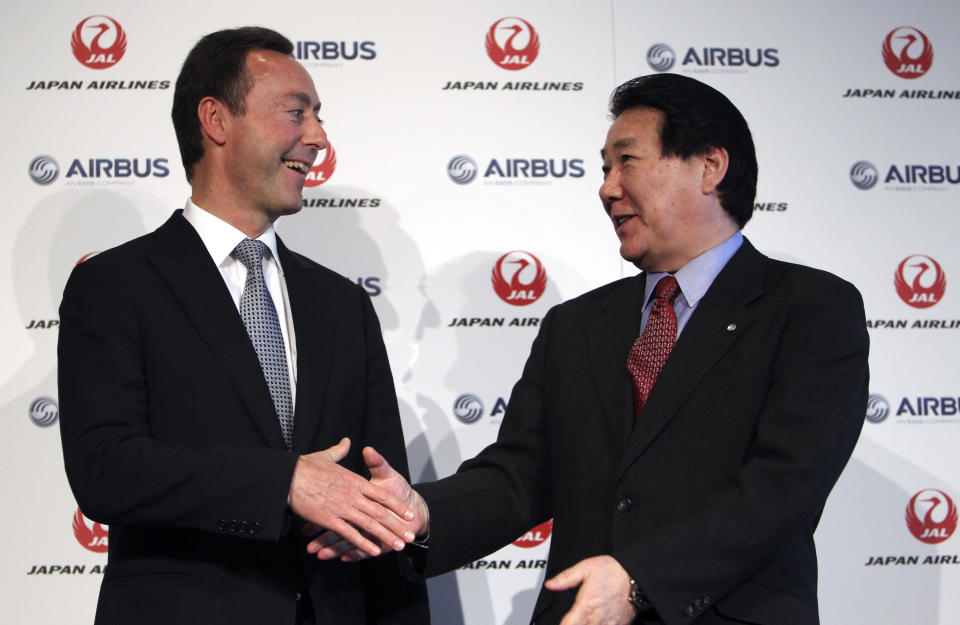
[609,73,757,227]
[172,26,293,182]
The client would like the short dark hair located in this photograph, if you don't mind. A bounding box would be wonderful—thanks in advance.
[609,74,757,228]
[172,27,294,182]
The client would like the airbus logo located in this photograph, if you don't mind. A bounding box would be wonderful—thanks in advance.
[29,156,59,185]
[453,394,484,424]
[865,394,890,424]
[849,161,878,190]
[29,397,59,427]
[447,155,478,184]
[646,44,676,72]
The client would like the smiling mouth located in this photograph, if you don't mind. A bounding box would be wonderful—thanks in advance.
[614,215,634,228]
[282,160,309,174]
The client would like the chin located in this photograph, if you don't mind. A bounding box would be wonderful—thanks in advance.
[278,196,304,215]
[619,244,645,266]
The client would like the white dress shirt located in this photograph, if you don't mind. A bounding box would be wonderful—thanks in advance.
[182,199,297,407]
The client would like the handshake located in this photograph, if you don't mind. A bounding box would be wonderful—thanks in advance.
[288,438,640,625]
[288,438,428,562]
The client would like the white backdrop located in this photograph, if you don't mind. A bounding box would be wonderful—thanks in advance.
[3,1,959,623]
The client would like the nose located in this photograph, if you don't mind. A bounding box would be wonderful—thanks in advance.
[303,117,328,152]
[599,169,622,212]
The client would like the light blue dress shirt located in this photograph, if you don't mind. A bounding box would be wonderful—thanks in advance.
[639,231,744,337]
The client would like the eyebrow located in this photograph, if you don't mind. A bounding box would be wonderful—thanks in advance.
[600,137,637,159]
[287,91,322,113]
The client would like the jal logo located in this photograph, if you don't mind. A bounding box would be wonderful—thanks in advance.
[492,251,547,306]
[304,143,337,187]
[894,255,945,308]
[646,43,676,72]
[73,508,109,553]
[77,251,100,264]
[906,489,956,544]
[485,17,540,70]
[71,15,127,69]
[882,27,933,79]
[513,519,553,548]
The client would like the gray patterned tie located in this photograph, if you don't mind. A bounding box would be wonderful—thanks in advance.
[231,239,293,449]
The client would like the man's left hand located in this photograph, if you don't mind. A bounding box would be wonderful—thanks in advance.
[544,555,638,625]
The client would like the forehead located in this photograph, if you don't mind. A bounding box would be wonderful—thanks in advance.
[244,49,319,103]
[603,106,664,155]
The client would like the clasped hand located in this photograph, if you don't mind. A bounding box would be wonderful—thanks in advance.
[289,438,422,557]
[299,447,638,624]
[301,445,428,561]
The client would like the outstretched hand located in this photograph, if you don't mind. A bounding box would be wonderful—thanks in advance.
[306,445,429,561]
[544,555,638,625]
[289,438,417,558]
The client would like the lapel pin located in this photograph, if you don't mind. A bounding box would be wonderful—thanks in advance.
[726,323,737,331]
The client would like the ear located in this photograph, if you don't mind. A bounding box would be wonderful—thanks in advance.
[701,145,729,195]
[197,96,228,146]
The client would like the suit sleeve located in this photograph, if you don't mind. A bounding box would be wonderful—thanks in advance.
[615,275,869,624]
[58,258,297,541]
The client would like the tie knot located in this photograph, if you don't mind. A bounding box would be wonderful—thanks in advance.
[653,275,679,302]
[231,238,268,270]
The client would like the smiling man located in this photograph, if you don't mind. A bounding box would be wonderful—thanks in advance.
[314,73,869,625]
[58,27,428,625]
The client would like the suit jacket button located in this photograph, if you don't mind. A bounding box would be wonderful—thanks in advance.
[617,498,632,513]
[216,520,227,532]
[682,605,694,618]
[251,522,262,535]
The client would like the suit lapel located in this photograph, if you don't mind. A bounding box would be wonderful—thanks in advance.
[277,240,335,453]
[147,211,287,449]
[617,240,767,476]
[587,275,646,453]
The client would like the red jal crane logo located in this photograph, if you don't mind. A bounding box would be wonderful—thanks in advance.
[894,254,945,308]
[513,519,553,548]
[71,15,127,69]
[492,251,547,306]
[906,489,957,544]
[304,143,337,187]
[485,17,540,70]
[882,27,933,79]
[73,508,109,553]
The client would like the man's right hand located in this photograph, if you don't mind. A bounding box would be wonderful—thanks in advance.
[289,438,417,557]
[306,445,429,561]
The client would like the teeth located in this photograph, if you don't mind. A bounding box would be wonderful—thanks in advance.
[282,160,307,173]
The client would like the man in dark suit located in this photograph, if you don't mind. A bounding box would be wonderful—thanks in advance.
[58,27,428,625]
[313,74,868,625]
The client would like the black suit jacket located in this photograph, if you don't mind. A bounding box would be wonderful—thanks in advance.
[417,239,868,625]
[58,211,428,625]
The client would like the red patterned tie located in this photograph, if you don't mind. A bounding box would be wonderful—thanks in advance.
[627,276,680,420]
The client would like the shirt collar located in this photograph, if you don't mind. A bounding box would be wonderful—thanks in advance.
[182,198,283,270]
[642,231,743,308]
